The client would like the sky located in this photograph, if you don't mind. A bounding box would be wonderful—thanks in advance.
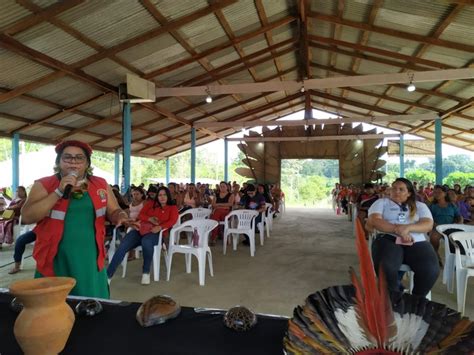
[204,108,474,164]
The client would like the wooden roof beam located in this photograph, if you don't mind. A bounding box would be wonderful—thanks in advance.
[226,134,399,142]
[310,93,473,146]
[309,62,464,102]
[72,0,239,69]
[4,0,84,35]
[155,67,474,96]
[148,101,306,157]
[308,11,474,53]
[143,15,297,79]
[309,35,453,70]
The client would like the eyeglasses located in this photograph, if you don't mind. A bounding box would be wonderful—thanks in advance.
[61,154,86,163]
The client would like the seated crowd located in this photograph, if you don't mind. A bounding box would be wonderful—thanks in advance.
[7,180,284,286]
[337,179,473,298]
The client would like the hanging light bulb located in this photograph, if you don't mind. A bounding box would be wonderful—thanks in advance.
[406,83,416,92]
[406,72,416,92]
[205,87,212,103]
[321,123,325,130]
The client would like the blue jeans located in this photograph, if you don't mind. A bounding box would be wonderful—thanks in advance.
[14,231,36,263]
[106,229,159,278]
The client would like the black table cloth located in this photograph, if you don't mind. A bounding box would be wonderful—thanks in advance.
[0,293,288,355]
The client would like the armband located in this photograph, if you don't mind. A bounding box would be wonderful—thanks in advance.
[54,188,64,198]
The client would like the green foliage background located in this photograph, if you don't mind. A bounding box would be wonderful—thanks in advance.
[1,138,473,205]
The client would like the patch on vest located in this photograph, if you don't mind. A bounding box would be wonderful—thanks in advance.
[97,188,107,202]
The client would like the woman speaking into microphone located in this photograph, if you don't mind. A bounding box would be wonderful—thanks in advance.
[21,140,134,298]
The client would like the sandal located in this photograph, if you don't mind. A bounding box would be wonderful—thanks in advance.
[8,267,21,275]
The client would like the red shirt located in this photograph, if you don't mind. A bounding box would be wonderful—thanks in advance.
[138,201,179,233]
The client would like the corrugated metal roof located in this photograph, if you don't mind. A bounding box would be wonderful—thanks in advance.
[376,0,448,36]
[158,61,205,85]
[117,33,190,74]
[0,1,32,31]
[0,0,472,155]
[81,58,130,87]
[27,77,103,107]
[0,97,57,119]
[58,1,158,48]
[422,47,469,69]
[440,6,474,46]
[0,49,53,89]
[51,114,96,129]
[343,0,371,23]
[178,13,227,49]
[30,0,57,8]
[150,0,208,22]
[222,1,260,37]
[208,48,241,68]
[310,0,336,16]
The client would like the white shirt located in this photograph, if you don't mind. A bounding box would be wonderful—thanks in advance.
[368,198,433,243]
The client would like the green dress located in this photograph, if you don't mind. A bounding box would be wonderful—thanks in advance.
[35,192,109,298]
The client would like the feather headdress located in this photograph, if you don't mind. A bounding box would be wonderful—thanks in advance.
[284,219,474,354]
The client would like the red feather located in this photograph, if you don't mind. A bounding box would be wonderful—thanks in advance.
[352,218,395,347]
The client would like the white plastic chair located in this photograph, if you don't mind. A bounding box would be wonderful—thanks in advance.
[257,204,272,242]
[223,210,259,257]
[13,215,35,241]
[450,231,474,315]
[177,208,212,243]
[436,224,474,294]
[166,219,218,286]
[368,233,431,300]
[108,226,166,280]
[264,202,275,233]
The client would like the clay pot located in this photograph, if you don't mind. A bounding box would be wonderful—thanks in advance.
[9,277,76,355]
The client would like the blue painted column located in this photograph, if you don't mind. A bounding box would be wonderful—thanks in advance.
[435,118,443,185]
[399,134,405,178]
[190,127,196,183]
[123,102,132,193]
[114,149,120,186]
[166,158,170,184]
[12,133,20,193]
[224,138,229,182]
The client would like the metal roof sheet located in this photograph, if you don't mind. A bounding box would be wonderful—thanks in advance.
[0,49,53,89]
[59,1,159,48]
[0,1,32,31]
[0,97,57,120]
[375,0,448,37]
[117,33,190,74]
[310,0,336,15]
[150,0,208,22]
[14,22,97,65]
[177,13,227,50]
[440,6,474,46]
[27,77,103,107]
[81,58,131,87]
[222,1,260,37]
[52,114,97,129]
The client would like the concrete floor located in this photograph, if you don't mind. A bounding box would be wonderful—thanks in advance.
[1,207,473,318]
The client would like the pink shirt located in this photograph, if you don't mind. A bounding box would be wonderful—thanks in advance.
[129,201,144,220]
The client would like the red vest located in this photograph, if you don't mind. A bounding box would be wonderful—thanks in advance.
[33,175,109,277]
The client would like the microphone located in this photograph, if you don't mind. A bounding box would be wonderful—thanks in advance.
[62,171,78,199]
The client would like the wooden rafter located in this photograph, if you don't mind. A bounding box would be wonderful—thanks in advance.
[3,0,84,36]
[308,11,474,53]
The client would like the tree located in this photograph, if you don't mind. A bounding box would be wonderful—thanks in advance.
[443,172,474,188]
[405,169,435,185]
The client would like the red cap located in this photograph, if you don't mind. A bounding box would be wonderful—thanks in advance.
[55,140,93,156]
